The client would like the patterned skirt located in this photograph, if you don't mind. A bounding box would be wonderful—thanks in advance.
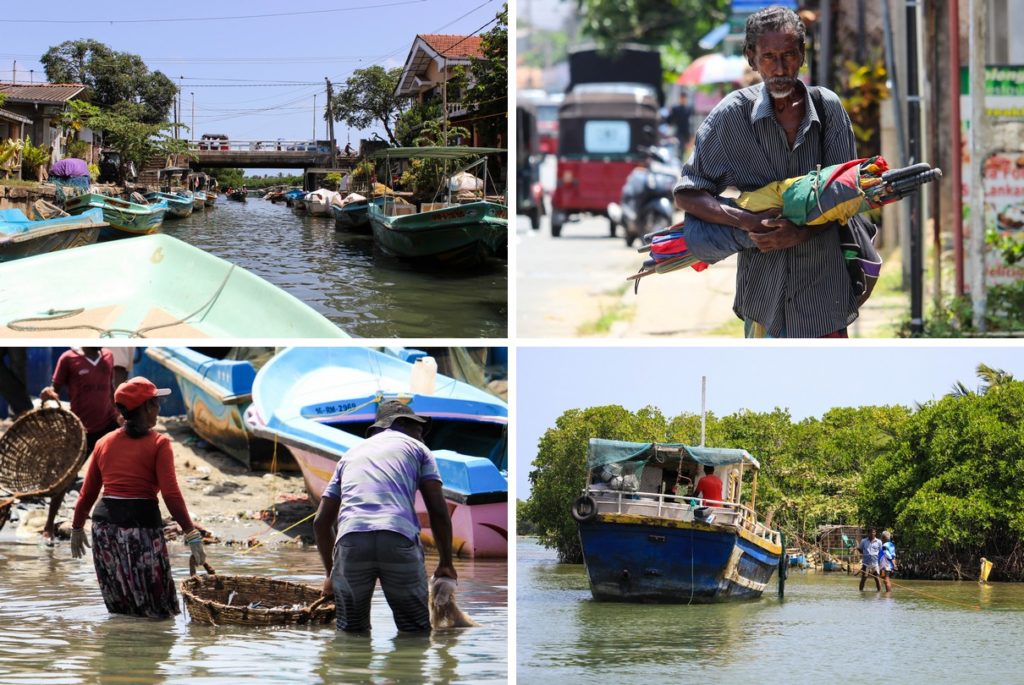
[91,521,180,618]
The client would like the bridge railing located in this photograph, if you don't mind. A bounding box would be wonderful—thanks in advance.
[186,140,336,153]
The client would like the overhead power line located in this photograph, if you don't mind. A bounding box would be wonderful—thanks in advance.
[0,0,427,25]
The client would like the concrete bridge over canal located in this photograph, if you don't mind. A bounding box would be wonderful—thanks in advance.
[184,139,359,169]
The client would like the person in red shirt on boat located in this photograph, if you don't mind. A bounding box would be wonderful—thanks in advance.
[69,377,207,618]
[39,348,122,544]
[693,465,724,505]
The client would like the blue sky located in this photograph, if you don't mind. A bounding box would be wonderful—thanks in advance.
[0,0,502,164]
[515,344,1024,497]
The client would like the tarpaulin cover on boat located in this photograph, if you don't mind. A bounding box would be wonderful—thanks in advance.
[587,438,758,469]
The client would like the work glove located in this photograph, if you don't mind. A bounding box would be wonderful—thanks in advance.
[183,529,207,566]
[70,528,90,559]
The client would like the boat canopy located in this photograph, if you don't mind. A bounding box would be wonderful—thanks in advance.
[367,146,507,160]
[587,438,759,470]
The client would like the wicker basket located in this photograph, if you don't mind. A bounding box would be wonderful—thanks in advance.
[181,561,335,626]
[0,404,87,496]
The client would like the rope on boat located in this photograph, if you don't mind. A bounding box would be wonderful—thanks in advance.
[4,264,236,338]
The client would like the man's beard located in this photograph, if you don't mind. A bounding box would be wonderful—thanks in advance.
[767,77,796,99]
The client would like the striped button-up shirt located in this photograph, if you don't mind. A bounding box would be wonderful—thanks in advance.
[675,81,859,337]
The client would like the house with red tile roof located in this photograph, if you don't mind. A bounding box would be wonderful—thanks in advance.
[395,34,486,145]
[0,82,95,171]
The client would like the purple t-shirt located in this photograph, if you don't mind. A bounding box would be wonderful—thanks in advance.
[321,429,440,543]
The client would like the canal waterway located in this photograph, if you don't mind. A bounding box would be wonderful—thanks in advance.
[0,540,507,684]
[517,537,1024,683]
[162,196,507,338]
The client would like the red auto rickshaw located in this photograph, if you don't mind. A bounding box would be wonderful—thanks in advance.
[550,85,660,237]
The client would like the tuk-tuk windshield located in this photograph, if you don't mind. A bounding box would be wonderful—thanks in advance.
[583,120,631,154]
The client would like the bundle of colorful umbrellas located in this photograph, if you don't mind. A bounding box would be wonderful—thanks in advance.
[629,156,942,286]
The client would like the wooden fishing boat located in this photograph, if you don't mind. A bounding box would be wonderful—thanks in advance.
[146,347,296,471]
[331,195,387,233]
[0,206,106,262]
[303,189,335,216]
[244,347,508,558]
[366,147,508,267]
[145,191,194,218]
[573,439,782,603]
[64,193,168,240]
[191,190,208,210]
[0,234,348,339]
[228,189,247,202]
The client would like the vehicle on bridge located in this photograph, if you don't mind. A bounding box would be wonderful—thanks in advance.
[199,133,230,151]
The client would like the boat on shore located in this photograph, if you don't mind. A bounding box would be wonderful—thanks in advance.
[64,193,168,240]
[146,347,297,471]
[145,191,194,218]
[244,346,508,558]
[573,439,782,603]
[0,205,106,262]
[366,147,508,267]
[0,234,348,338]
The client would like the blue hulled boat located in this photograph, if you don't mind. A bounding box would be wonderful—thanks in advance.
[573,439,782,603]
[145,347,295,470]
[243,347,508,557]
[0,206,105,262]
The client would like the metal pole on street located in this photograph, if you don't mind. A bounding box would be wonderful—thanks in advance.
[969,0,988,332]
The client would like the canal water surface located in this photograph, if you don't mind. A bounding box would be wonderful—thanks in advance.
[163,197,507,338]
[518,537,1024,683]
[0,540,507,683]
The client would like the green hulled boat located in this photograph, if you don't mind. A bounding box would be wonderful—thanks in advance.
[145,191,194,218]
[366,146,508,267]
[0,234,348,339]
[65,193,168,240]
[191,190,208,211]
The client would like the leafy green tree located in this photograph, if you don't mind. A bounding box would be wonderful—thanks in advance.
[576,0,730,52]
[396,102,443,147]
[206,167,245,189]
[41,40,176,124]
[329,66,405,145]
[525,404,668,563]
[517,499,538,536]
[85,109,190,178]
[464,3,508,148]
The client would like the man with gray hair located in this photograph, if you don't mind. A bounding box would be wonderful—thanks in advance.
[675,5,860,338]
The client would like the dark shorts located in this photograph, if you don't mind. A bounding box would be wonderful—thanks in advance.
[332,530,429,633]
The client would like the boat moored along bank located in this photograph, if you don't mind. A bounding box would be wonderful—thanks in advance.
[0,206,106,262]
[65,192,168,240]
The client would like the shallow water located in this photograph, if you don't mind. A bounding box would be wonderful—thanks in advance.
[517,537,1024,683]
[0,539,507,684]
[163,198,507,338]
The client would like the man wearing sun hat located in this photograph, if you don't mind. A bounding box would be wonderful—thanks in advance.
[313,399,456,632]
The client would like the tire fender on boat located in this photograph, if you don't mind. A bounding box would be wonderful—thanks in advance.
[571,494,598,523]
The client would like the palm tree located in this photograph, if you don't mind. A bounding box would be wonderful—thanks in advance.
[949,363,1015,398]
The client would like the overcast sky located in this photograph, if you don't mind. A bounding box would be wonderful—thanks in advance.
[515,344,1024,497]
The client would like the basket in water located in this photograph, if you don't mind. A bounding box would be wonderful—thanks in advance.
[0,404,86,496]
[181,561,335,626]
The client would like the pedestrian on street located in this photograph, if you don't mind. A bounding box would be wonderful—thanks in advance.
[313,400,456,633]
[674,5,860,338]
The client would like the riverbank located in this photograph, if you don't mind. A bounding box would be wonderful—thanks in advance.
[1,415,315,547]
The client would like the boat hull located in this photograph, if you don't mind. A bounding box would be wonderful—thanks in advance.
[304,200,331,216]
[578,515,781,603]
[369,200,508,267]
[331,202,371,232]
[0,234,347,338]
[0,207,104,262]
[192,192,207,210]
[65,193,167,240]
[204,193,217,207]
[145,192,193,218]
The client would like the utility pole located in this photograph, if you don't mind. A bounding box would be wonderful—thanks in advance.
[325,77,336,166]
[313,93,317,141]
[906,0,923,335]
[11,60,15,85]
[191,92,195,141]
[442,56,448,145]
[969,0,988,332]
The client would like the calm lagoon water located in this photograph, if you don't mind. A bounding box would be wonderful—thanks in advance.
[517,537,1024,683]
[163,197,507,338]
[0,539,506,684]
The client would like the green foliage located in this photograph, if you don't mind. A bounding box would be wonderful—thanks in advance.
[576,0,730,52]
[348,160,375,190]
[397,120,473,198]
[903,283,1024,337]
[396,102,444,147]
[0,93,7,108]
[323,172,342,191]
[65,139,90,160]
[0,138,24,179]
[464,4,508,148]
[20,138,50,172]
[986,228,1024,266]
[206,167,245,189]
[858,379,1024,560]
[516,500,538,536]
[839,59,889,157]
[41,40,176,124]
[84,109,186,175]
[329,66,405,145]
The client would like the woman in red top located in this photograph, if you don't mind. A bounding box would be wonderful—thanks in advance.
[70,377,207,619]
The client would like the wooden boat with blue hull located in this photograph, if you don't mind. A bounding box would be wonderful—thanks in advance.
[573,439,782,603]
[145,347,296,471]
[244,346,509,558]
[0,234,349,339]
[64,193,168,240]
[0,207,106,262]
[331,196,387,233]
[145,191,194,218]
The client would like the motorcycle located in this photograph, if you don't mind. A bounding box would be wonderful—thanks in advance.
[607,146,680,247]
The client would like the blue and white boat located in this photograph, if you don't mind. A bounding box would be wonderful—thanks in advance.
[145,347,294,471]
[573,439,781,602]
[244,347,508,558]
[0,206,105,262]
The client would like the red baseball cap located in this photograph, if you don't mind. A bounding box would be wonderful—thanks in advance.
[114,377,171,411]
